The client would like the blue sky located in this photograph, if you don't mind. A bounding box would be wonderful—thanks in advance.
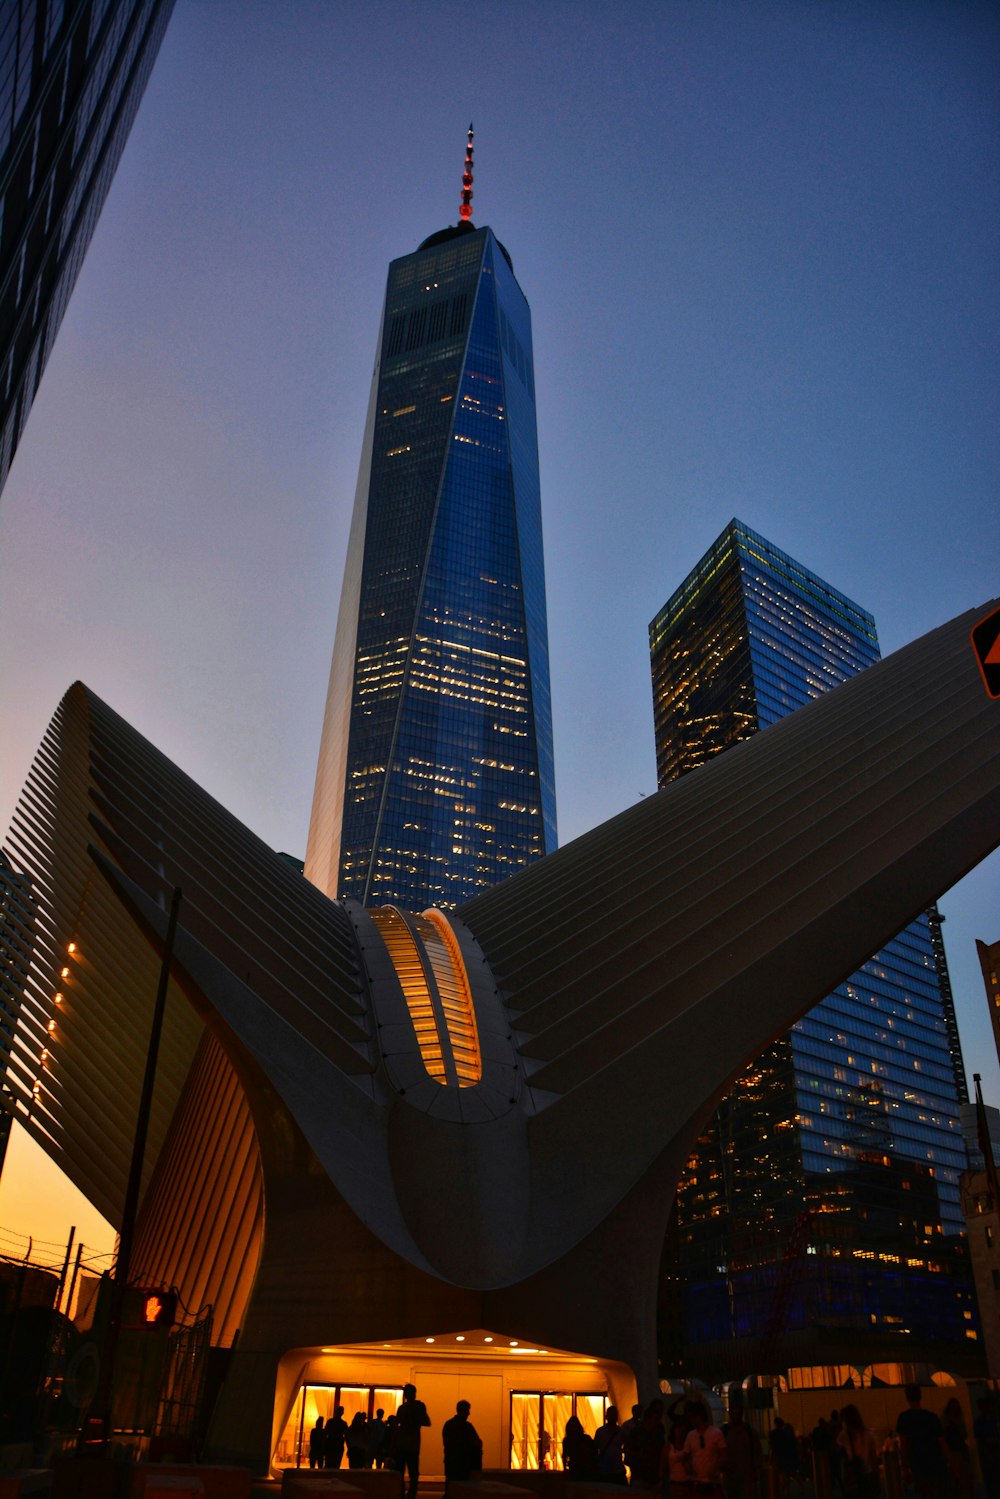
[0,1,997,1242]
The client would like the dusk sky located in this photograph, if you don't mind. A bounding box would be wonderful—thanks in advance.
[1,0,997,1254]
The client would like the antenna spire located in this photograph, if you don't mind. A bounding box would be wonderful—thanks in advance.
[459,122,474,223]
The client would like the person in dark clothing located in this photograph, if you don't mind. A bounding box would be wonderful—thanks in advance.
[325,1406,348,1469]
[368,1408,389,1469]
[348,1411,370,1468]
[443,1400,483,1495]
[394,1383,431,1499]
[563,1415,600,1482]
[625,1405,665,1490]
[309,1416,325,1469]
[896,1386,948,1499]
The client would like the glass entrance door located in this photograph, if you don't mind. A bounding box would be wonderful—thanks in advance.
[276,1383,404,1468]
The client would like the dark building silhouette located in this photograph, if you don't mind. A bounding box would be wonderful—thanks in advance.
[0,848,34,1171]
[650,518,978,1376]
[0,0,175,495]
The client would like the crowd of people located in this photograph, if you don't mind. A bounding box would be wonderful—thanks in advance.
[307,1384,483,1498]
[301,1383,1000,1499]
[560,1386,1000,1499]
[561,1398,741,1497]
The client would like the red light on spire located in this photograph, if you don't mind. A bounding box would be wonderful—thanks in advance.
[459,122,474,222]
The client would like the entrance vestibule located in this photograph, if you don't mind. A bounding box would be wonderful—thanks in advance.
[272,1331,635,1478]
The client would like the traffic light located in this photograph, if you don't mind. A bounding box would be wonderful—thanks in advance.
[125,1286,177,1329]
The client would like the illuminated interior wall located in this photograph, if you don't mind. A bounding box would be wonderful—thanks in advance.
[273,1344,616,1476]
[131,1029,263,1347]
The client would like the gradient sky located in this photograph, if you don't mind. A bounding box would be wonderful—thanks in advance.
[0,0,997,1252]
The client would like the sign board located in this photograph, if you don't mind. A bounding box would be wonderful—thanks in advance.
[971,605,1000,698]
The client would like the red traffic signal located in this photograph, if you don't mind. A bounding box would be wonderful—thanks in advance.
[128,1286,177,1328]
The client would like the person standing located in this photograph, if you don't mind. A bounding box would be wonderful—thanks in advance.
[683,1403,726,1499]
[348,1411,370,1468]
[309,1415,325,1470]
[836,1404,879,1499]
[394,1383,431,1499]
[563,1415,600,1482]
[724,1405,762,1499]
[325,1406,348,1470]
[941,1399,972,1499]
[895,1386,948,1499]
[442,1401,483,1495]
[368,1408,388,1469]
[595,1406,627,1485]
[625,1405,665,1490]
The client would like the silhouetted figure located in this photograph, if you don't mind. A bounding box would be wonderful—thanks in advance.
[896,1386,948,1499]
[561,1415,599,1482]
[309,1415,325,1469]
[348,1411,371,1468]
[723,1405,762,1499]
[942,1399,972,1499]
[443,1400,483,1495]
[626,1405,665,1490]
[325,1405,348,1469]
[837,1404,879,1499]
[394,1382,431,1499]
[621,1403,645,1465]
[770,1418,804,1497]
[596,1406,627,1484]
[369,1408,389,1469]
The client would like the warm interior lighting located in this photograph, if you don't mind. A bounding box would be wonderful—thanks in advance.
[455,1335,465,1341]
[54,993,63,1004]
[484,1337,493,1343]
[425,1337,435,1343]
[370,907,482,1088]
[60,967,70,978]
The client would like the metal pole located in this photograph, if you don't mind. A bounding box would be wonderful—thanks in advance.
[83,887,182,1455]
[57,1225,75,1315]
[66,1240,84,1322]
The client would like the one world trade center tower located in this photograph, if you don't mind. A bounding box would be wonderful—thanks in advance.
[306,130,557,909]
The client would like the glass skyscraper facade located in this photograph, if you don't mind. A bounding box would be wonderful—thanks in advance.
[0,0,174,496]
[649,518,978,1374]
[307,216,556,910]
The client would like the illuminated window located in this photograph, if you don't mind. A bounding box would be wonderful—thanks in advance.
[370,906,481,1087]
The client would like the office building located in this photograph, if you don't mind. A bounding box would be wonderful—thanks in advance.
[2,595,995,1463]
[0,0,175,495]
[649,519,979,1374]
[306,131,556,909]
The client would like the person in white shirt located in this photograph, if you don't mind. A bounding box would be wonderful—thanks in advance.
[683,1403,727,1498]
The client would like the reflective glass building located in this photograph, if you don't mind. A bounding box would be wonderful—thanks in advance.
[0,0,174,496]
[307,208,556,909]
[649,519,979,1374]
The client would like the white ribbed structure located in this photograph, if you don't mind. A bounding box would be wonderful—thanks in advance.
[0,598,997,1469]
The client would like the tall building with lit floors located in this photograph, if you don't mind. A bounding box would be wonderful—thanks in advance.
[649,518,980,1378]
[306,129,556,909]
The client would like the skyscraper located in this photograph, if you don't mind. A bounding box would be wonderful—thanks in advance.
[307,131,556,909]
[649,518,978,1374]
[0,0,175,496]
